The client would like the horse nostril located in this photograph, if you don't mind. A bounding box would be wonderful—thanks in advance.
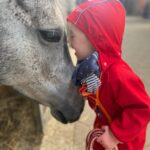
[51,109,68,124]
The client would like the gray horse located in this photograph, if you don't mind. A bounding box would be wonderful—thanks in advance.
[0,0,84,124]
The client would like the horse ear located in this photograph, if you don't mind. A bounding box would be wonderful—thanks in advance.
[9,0,34,28]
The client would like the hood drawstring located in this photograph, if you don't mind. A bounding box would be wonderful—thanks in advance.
[79,85,112,124]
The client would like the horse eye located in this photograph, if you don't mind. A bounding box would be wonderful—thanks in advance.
[39,29,62,43]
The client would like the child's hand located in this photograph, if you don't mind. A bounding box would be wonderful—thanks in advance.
[96,126,121,150]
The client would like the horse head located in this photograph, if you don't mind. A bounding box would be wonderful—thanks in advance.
[0,0,84,123]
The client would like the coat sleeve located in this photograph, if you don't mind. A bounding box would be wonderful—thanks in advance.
[109,65,150,143]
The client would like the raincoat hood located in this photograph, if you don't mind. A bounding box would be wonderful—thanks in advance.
[67,0,126,72]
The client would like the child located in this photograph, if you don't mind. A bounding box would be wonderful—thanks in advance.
[67,0,150,150]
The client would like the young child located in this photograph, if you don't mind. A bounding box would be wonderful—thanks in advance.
[67,0,150,150]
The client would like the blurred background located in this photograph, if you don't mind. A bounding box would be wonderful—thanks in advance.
[0,0,150,150]
[76,0,150,18]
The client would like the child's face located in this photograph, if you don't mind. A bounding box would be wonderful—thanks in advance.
[67,22,94,61]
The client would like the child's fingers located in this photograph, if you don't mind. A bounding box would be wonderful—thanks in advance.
[98,129,105,134]
[106,146,118,150]
[96,136,102,143]
[105,146,118,150]
[101,125,109,131]
[113,146,118,150]
[96,129,105,142]
[96,126,107,143]
[97,126,119,150]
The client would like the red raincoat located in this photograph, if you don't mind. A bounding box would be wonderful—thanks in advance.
[67,0,150,149]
